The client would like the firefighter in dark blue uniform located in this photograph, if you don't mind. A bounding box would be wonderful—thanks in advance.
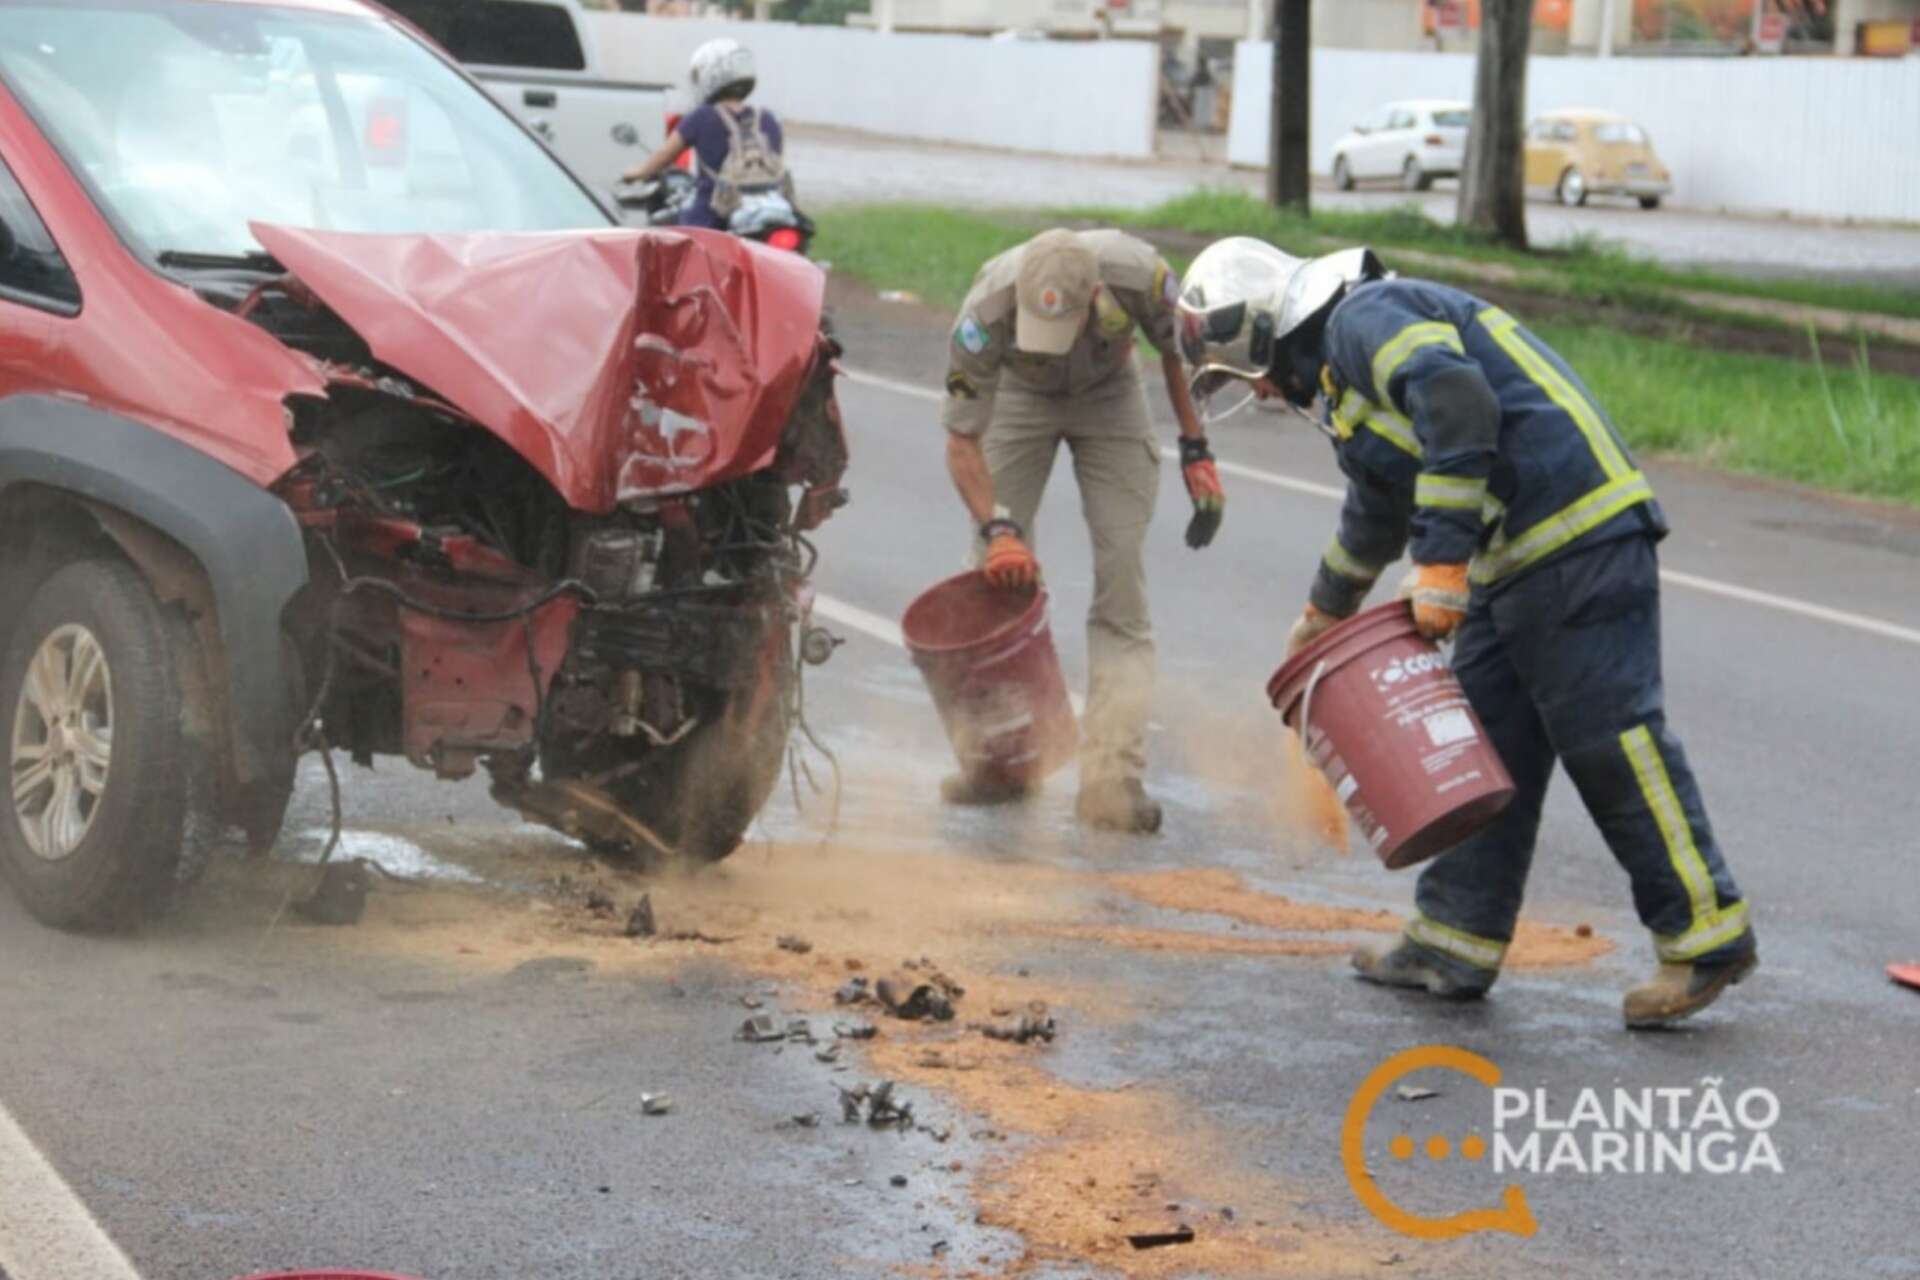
[1175,237,1757,1029]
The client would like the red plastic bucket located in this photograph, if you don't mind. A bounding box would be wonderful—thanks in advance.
[902,571,1077,789]
[1267,601,1514,869]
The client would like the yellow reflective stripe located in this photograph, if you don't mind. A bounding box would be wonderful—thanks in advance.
[1406,914,1507,972]
[1478,307,1632,482]
[1371,321,1465,404]
[1361,409,1423,459]
[1621,724,1720,941]
[1469,471,1655,584]
[1322,536,1383,583]
[1331,387,1369,440]
[1415,474,1488,511]
[1656,900,1751,963]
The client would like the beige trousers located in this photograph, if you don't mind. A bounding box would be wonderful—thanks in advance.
[978,369,1160,786]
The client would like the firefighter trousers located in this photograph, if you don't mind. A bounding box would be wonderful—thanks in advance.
[1408,534,1751,972]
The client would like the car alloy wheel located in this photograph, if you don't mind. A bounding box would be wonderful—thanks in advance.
[11,624,113,861]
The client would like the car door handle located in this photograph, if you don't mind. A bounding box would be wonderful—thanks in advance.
[524,89,557,109]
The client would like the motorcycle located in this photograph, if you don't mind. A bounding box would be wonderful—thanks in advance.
[619,168,817,256]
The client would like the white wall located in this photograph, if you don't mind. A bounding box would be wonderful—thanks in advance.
[583,14,1160,159]
[1228,44,1920,222]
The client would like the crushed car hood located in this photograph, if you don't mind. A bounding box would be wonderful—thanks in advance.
[250,223,827,513]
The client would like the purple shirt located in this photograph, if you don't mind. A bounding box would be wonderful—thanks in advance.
[676,103,785,230]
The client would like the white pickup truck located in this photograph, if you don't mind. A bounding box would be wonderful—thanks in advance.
[383,0,670,195]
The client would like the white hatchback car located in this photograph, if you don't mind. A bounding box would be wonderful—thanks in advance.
[1330,100,1471,192]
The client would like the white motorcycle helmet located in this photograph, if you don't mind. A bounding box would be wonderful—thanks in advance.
[689,38,757,106]
[1176,237,1385,421]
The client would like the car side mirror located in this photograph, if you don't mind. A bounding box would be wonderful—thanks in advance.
[1353,123,1371,135]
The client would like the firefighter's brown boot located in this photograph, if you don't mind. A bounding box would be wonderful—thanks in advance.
[939,772,1032,806]
[1075,778,1163,834]
[1351,937,1495,1000]
[1623,931,1758,1030]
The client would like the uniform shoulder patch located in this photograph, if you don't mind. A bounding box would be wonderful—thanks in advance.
[1155,261,1178,308]
[956,315,991,355]
[945,371,979,400]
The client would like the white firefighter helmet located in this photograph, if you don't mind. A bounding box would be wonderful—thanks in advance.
[690,38,756,105]
[1176,238,1385,419]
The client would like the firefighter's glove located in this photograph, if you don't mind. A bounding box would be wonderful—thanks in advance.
[1286,605,1340,658]
[1179,435,1225,550]
[1409,562,1471,640]
[981,518,1040,593]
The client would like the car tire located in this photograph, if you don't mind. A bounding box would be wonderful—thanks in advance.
[1403,156,1431,192]
[1638,195,1662,211]
[1557,167,1588,207]
[1332,155,1354,191]
[0,559,211,929]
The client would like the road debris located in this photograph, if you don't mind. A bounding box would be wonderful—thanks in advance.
[737,1014,787,1043]
[875,976,956,1022]
[294,860,371,926]
[980,1010,1056,1044]
[837,1080,915,1130]
[777,934,814,954]
[815,1044,841,1064]
[1126,1225,1196,1250]
[623,894,656,938]
[641,1093,672,1116]
[583,890,616,917]
[786,1019,817,1044]
[834,1020,878,1040]
[665,929,736,944]
[930,1241,949,1259]
[781,1112,821,1129]
[890,1174,908,1188]
[739,994,764,1010]
[1394,1083,1439,1102]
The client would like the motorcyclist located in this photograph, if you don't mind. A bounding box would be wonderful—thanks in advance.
[1174,236,1756,1029]
[621,38,789,230]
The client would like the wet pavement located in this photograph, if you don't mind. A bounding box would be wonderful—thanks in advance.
[1,280,1918,1279]
[790,124,1920,286]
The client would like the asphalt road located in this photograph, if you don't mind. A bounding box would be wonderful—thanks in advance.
[1,280,1917,1280]
[789,124,1920,286]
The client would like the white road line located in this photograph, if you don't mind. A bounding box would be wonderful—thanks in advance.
[840,365,1920,650]
[0,1104,142,1280]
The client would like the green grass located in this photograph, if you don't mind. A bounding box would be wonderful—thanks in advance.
[1070,189,1920,326]
[816,202,1920,506]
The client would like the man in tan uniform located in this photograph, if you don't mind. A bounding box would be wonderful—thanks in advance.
[940,228,1225,833]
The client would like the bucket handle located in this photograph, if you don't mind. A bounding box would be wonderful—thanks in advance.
[1296,659,1327,760]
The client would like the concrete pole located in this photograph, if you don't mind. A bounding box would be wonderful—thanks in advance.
[875,0,895,34]
[1247,0,1269,39]
[1599,0,1617,55]
[1268,0,1310,212]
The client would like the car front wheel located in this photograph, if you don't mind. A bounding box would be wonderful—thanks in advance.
[1332,155,1354,191]
[1557,167,1588,206]
[1403,156,1430,192]
[1639,195,1662,210]
[0,559,206,929]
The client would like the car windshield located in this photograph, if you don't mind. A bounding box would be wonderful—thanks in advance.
[1432,109,1471,128]
[1594,122,1648,145]
[0,0,611,261]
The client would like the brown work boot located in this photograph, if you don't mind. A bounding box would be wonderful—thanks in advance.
[1075,778,1163,834]
[939,772,1032,806]
[1351,936,1495,1000]
[1623,931,1758,1030]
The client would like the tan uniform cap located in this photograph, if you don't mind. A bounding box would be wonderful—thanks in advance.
[1014,229,1099,356]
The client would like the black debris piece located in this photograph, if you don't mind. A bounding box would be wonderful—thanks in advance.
[815,1044,841,1064]
[981,1013,1056,1045]
[783,1112,821,1130]
[624,894,656,938]
[836,1080,915,1130]
[1127,1226,1196,1250]
[294,860,370,926]
[737,1014,786,1043]
[833,1020,878,1041]
[876,977,955,1023]
[930,1241,950,1259]
[777,934,813,954]
[584,890,616,917]
[786,1019,816,1044]
[834,976,873,1006]
[890,1174,909,1188]
[666,929,735,944]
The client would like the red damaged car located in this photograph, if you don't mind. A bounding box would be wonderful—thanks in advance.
[0,0,848,928]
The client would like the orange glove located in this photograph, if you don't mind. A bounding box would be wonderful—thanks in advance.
[981,519,1040,592]
[1409,562,1470,640]
[1179,436,1225,549]
[1286,605,1340,657]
